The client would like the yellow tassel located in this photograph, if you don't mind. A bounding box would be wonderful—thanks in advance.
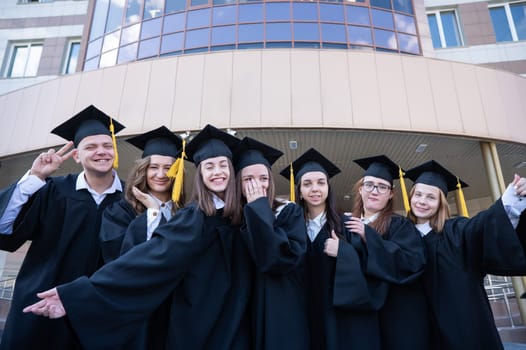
[399,166,410,213]
[456,177,469,217]
[109,117,118,169]
[289,163,295,202]
[168,140,186,206]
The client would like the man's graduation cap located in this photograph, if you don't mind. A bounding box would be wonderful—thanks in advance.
[51,105,125,168]
[126,126,182,159]
[185,124,240,166]
[234,137,283,173]
[405,160,469,196]
[405,160,470,217]
[354,155,400,185]
[279,148,341,202]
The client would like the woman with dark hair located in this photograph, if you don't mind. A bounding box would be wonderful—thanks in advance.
[332,155,428,349]
[24,125,253,350]
[233,137,308,350]
[405,160,526,350]
[281,148,376,349]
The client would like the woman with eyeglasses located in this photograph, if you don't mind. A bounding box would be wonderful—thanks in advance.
[326,155,429,349]
[405,161,526,350]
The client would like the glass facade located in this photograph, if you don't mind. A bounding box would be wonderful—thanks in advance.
[84,0,419,70]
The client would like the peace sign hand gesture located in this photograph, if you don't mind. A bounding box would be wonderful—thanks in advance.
[30,141,74,180]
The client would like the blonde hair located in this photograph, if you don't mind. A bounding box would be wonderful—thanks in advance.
[350,178,394,235]
[407,186,450,232]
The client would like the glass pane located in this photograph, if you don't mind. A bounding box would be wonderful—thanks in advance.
[266,42,292,48]
[84,57,100,71]
[117,42,138,64]
[319,4,344,23]
[294,41,321,48]
[393,0,413,14]
[125,0,142,25]
[187,8,211,29]
[141,18,162,39]
[348,25,372,45]
[293,3,318,21]
[266,22,292,41]
[347,5,370,25]
[184,28,210,49]
[90,0,110,39]
[321,23,346,43]
[372,9,393,29]
[211,25,236,45]
[211,44,236,51]
[370,0,391,10]
[395,13,416,34]
[165,0,186,14]
[102,30,121,52]
[214,0,235,4]
[294,22,320,41]
[9,46,29,77]
[86,38,103,59]
[490,7,513,42]
[121,23,141,45]
[266,3,291,22]
[99,48,118,68]
[213,6,236,25]
[65,42,80,74]
[161,32,184,53]
[239,4,263,23]
[105,0,124,33]
[238,23,263,42]
[441,11,461,47]
[427,14,441,48]
[374,28,397,49]
[138,37,160,58]
[164,13,186,33]
[510,2,526,40]
[191,0,208,6]
[398,33,419,53]
[144,0,164,19]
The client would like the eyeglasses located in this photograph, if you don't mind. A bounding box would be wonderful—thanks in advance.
[362,181,391,194]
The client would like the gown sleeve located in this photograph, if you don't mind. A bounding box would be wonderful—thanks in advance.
[99,199,136,263]
[363,215,426,284]
[241,198,306,274]
[56,204,215,350]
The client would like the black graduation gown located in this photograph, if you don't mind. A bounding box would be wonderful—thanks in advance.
[57,203,253,350]
[422,199,526,350]
[100,200,171,350]
[241,198,309,350]
[363,214,430,350]
[307,214,380,350]
[99,198,136,263]
[0,174,123,350]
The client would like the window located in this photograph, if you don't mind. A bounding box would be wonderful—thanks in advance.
[490,2,526,42]
[18,0,53,3]
[64,41,81,74]
[6,42,43,77]
[427,10,463,48]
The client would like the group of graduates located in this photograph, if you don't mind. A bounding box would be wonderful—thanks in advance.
[0,105,525,350]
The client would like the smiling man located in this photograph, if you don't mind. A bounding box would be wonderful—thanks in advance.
[0,105,125,350]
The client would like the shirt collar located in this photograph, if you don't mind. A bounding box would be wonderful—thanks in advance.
[306,212,326,242]
[415,221,433,237]
[76,170,122,194]
[212,194,225,209]
[361,212,379,224]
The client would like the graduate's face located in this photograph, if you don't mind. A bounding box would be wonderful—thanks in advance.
[410,183,440,223]
[200,156,230,197]
[147,155,176,201]
[240,164,269,198]
[359,176,393,216]
[74,134,115,175]
[300,171,328,211]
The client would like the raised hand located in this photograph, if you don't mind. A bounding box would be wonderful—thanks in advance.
[30,142,74,180]
[132,186,159,210]
[512,174,526,197]
[243,178,266,203]
[22,288,66,319]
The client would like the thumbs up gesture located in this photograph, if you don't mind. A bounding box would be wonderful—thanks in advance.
[324,230,339,257]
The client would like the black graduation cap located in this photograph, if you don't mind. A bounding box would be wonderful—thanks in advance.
[51,105,125,146]
[404,160,469,195]
[185,124,240,165]
[354,154,400,185]
[279,148,341,183]
[126,126,182,158]
[234,137,283,172]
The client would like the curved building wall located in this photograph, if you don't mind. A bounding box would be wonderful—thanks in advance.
[0,49,524,158]
[83,0,421,70]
